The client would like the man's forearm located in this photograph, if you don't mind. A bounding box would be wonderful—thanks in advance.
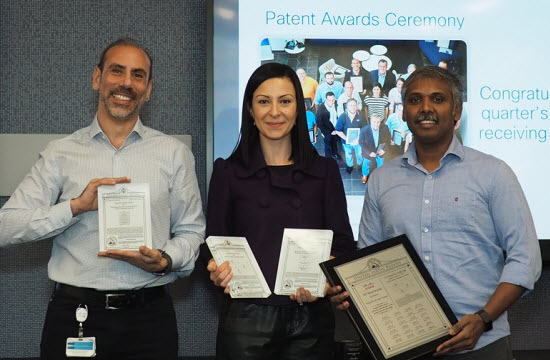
[481,282,525,322]
[0,201,77,247]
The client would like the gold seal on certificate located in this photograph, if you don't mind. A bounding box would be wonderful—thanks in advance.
[97,183,153,251]
[320,235,458,360]
[274,228,333,297]
[206,236,271,298]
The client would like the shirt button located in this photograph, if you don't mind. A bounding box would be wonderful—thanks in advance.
[256,169,267,179]
[292,172,304,184]
[290,198,302,209]
[427,175,433,179]
[424,255,430,261]
[423,227,428,233]
[424,199,429,204]
[258,196,271,208]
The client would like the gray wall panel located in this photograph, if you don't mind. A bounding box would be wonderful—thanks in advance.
[0,0,218,358]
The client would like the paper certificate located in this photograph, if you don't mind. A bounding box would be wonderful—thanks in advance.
[320,235,457,360]
[206,236,271,298]
[350,76,363,93]
[346,128,360,145]
[274,228,333,297]
[97,183,153,251]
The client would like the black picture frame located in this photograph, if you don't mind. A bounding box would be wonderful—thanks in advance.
[320,235,458,360]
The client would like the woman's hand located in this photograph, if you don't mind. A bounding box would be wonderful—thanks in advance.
[290,286,318,305]
[207,258,233,294]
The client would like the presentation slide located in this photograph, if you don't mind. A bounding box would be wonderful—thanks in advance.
[212,0,549,240]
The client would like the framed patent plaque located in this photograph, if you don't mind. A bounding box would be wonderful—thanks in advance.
[320,235,457,360]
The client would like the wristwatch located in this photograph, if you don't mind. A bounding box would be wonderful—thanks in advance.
[152,249,173,276]
[475,309,493,332]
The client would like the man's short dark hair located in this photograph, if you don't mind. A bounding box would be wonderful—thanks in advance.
[325,91,335,98]
[402,66,463,114]
[97,37,153,81]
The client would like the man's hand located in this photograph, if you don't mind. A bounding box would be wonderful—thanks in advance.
[98,246,167,273]
[326,285,350,311]
[70,177,131,216]
[207,259,232,294]
[370,152,377,158]
[434,313,485,356]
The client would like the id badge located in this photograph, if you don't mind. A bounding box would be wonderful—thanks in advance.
[66,337,96,357]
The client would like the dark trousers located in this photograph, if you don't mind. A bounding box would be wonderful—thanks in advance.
[40,284,178,360]
[216,299,335,360]
[321,131,339,159]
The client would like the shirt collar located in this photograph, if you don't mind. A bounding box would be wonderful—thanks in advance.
[402,134,464,168]
[88,114,146,144]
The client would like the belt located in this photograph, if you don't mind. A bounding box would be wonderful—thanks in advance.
[54,283,169,310]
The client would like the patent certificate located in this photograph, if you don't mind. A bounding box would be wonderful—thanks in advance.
[98,183,153,251]
[274,228,333,297]
[206,236,271,298]
[320,235,457,360]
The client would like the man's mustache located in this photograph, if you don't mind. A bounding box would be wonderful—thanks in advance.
[110,87,137,99]
[415,113,439,124]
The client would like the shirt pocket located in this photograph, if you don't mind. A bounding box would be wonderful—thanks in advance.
[436,192,476,233]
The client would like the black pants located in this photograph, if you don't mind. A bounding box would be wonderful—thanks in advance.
[321,131,339,159]
[216,300,335,360]
[40,284,178,359]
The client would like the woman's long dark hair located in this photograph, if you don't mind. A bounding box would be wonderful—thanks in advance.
[228,62,314,168]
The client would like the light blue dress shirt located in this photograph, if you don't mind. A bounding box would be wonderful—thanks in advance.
[0,116,205,290]
[372,128,379,148]
[314,81,344,105]
[386,113,410,136]
[358,136,541,351]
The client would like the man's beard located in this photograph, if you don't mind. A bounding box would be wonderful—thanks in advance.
[101,87,142,120]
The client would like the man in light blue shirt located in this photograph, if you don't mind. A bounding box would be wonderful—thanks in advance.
[0,38,205,359]
[314,71,344,106]
[386,104,413,157]
[386,104,410,137]
[330,66,541,359]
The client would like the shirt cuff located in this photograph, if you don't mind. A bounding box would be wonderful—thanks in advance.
[163,235,202,277]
